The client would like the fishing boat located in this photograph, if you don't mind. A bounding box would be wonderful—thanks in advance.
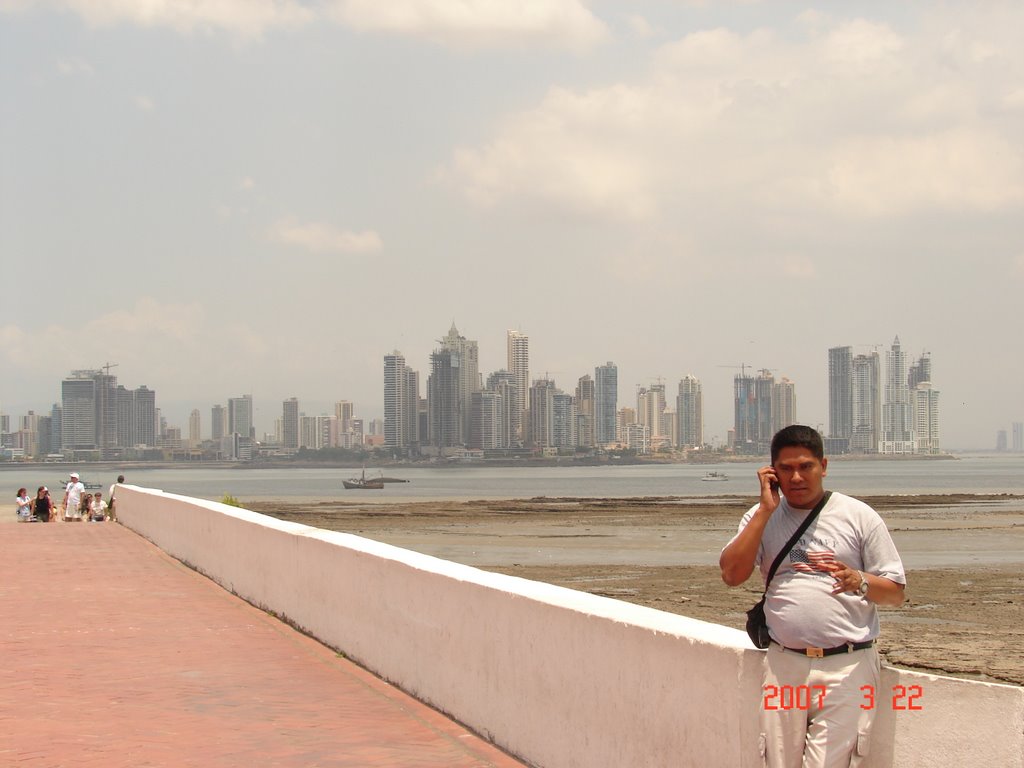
[701,471,729,482]
[343,468,385,490]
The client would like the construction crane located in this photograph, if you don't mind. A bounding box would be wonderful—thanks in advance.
[717,363,752,377]
[101,362,119,375]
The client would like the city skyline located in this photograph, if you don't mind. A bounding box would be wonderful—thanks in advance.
[0,329,966,454]
[3,3,1023,450]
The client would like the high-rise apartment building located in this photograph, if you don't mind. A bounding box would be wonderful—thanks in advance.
[733,369,782,454]
[676,375,703,449]
[755,370,775,448]
[470,390,503,450]
[228,395,254,441]
[772,377,797,434]
[1014,423,1024,452]
[851,351,881,453]
[427,347,461,449]
[637,383,667,448]
[440,323,480,445]
[61,372,97,452]
[881,337,914,454]
[594,362,617,447]
[828,346,853,445]
[94,372,118,454]
[908,353,932,390]
[282,397,300,452]
[484,370,518,449]
[211,404,226,441]
[188,409,201,448]
[733,372,757,453]
[552,391,577,449]
[575,375,595,448]
[384,351,419,451]
[133,386,157,447]
[912,382,940,454]
[528,378,556,449]
[115,385,134,448]
[506,330,529,445]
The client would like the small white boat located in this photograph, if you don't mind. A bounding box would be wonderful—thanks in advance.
[701,471,729,482]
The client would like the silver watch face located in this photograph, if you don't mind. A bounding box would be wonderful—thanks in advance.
[858,577,869,595]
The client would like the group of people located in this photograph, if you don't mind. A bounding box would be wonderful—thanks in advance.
[14,472,124,524]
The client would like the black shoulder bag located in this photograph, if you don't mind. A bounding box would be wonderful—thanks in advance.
[745,491,832,648]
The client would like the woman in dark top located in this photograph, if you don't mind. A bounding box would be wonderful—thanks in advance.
[32,486,53,522]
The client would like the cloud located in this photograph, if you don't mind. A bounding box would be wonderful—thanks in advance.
[9,0,314,39]
[329,0,608,50]
[443,10,1024,224]
[447,84,661,221]
[55,56,94,76]
[0,299,284,406]
[271,218,383,254]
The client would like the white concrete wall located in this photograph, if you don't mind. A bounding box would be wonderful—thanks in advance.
[116,485,1024,768]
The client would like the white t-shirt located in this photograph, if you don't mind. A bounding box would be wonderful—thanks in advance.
[730,491,905,649]
[66,481,85,509]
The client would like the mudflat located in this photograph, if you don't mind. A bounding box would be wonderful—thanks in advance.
[250,494,1024,687]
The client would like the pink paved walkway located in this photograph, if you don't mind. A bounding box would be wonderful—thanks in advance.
[0,522,527,767]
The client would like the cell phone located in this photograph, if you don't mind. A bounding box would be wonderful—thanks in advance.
[770,480,779,493]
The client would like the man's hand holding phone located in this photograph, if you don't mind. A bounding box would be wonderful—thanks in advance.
[757,466,781,515]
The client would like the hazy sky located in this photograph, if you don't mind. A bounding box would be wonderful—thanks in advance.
[2,1,1021,450]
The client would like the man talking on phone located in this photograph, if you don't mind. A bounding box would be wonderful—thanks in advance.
[720,425,906,768]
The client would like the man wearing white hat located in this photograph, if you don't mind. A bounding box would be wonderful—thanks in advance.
[63,472,85,521]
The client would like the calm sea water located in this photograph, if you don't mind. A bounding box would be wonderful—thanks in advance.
[4,454,1021,504]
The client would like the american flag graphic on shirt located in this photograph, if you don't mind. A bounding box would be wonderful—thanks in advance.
[790,549,836,573]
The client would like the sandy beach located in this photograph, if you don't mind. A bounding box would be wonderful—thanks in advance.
[250,493,1024,687]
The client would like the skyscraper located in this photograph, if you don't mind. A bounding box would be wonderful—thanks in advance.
[188,409,201,448]
[384,351,419,451]
[575,375,595,448]
[211,404,226,441]
[61,372,97,452]
[912,382,940,454]
[552,391,576,449]
[470,390,503,450]
[133,386,157,447]
[427,347,461,449]
[528,378,556,449]
[637,383,667,447]
[594,362,617,447]
[94,372,118,455]
[282,397,300,451]
[881,337,914,454]
[755,370,775,450]
[440,323,480,445]
[676,375,703,449]
[772,377,797,434]
[485,369,518,449]
[733,372,757,453]
[828,346,853,445]
[507,330,529,445]
[228,395,254,441]
[851,351,881,453]
[1013,423,1024,452]
[115,385,134,448]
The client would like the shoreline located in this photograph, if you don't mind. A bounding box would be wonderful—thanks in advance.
[250,495,1024,686]
[0,452,974,472]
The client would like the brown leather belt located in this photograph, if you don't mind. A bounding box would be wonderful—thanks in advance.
[775,639,874,658]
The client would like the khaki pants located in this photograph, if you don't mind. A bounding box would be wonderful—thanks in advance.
[760,642,880,768]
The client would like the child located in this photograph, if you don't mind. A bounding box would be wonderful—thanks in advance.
[15,488,32,522]
[89,492,108,522]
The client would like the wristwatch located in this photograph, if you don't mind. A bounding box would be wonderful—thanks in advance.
[857,571,870,597]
